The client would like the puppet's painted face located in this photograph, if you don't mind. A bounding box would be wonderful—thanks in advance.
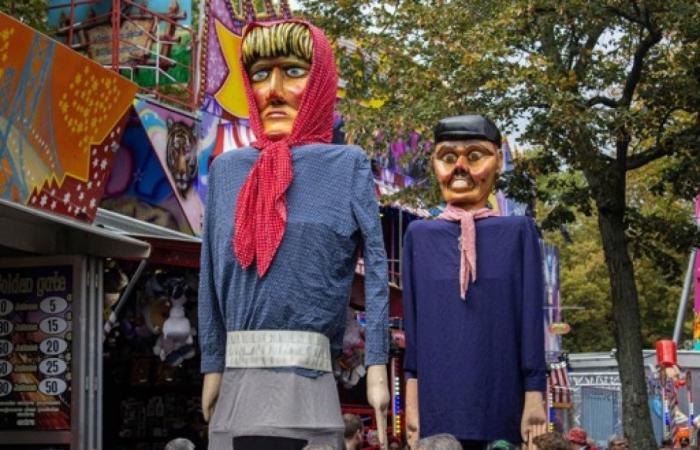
[249,55,311,140]
[433,139,502,210]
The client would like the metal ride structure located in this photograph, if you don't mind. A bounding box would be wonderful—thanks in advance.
[50,0,197,110]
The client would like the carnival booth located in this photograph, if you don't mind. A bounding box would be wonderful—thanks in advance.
[0,9,144,449]
[0,200,150,450]
[92,209,205,450]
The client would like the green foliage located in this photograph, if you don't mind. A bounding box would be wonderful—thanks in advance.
[551,165,693,353]
[556,211,692,353]
[300,0,700,324]
[302,0,699,202]
[0,0,51,34]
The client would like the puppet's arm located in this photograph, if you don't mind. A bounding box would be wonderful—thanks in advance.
[405,378,419,448]
[352,150,390,449]
[521,391,547,446]
[520,219,547,443]
[368,365,390,448]
[401,225,420,448]
[198,161,227,422]
[202,372,222,422]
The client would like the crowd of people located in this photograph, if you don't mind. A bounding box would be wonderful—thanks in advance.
[334,417,638,450]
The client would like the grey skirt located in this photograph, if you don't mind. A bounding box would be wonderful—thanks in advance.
[208,368,344,450]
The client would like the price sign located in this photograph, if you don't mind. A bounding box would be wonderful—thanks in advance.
[0,264,73,431]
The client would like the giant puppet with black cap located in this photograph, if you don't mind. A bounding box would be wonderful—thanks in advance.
[401,115,547,450]
[197,19,390,450]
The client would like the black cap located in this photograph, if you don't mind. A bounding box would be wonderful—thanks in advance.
[434,114,501,147]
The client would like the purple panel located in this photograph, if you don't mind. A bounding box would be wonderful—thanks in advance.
[205,0,245,95]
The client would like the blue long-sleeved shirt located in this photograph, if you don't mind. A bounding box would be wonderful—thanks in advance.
[402,216,546,443]
[198,144,389,375]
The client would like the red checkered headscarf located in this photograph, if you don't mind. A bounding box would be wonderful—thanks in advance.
[233,20,338,277]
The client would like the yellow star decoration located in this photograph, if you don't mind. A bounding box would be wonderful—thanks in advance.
[0,27,15,77]
[58,66,121,153]
[214,19,249,119]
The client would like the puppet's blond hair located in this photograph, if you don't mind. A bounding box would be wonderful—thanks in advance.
[242,23,313,68]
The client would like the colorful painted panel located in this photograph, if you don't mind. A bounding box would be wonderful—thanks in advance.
[695,195,699,310]
[197,0,258,192]
[201,0,294,109]
[0,12,137,223]
[197,0,292,190]
[495,139,531,216]
[694,196,699,349]
[101,111,192,234]
[542,243,562,362]
[48,0,193,90]
[133,99,203,234]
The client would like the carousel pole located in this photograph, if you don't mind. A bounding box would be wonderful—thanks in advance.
[688,370,695,446]
[693,195,700,349]
[673,249,697,344]
[68,0,76,48]
[111,0,120,72]
[657,340,678,442]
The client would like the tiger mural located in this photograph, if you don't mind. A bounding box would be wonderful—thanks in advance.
[166,118,198,194]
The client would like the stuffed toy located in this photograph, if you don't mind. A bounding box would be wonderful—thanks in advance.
[153,280,196,366]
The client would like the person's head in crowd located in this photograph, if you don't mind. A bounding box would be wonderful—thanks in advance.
[660,438,673,450]
[301,444,335,450]
[566,427,589,449]
[388,435,402,450]
[415,433,462,450]
[680,436,690,448]
[486,440,518,450]
[366,429,381,446]
[532,432,570,450]
[607,435,628,450]
[164,438,195,450]
[342,413,363,450]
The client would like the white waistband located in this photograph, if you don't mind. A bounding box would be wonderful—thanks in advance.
[225,330,332,372]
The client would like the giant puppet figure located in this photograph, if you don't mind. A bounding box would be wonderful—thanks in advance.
[401,115,547,449]
[198,20,390,450]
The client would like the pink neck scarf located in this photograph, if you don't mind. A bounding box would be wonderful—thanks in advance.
[437,204,499,300]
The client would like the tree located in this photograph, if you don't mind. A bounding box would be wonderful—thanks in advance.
[546,165,692,353]
[0,0,50,33]
[302,1,700,448]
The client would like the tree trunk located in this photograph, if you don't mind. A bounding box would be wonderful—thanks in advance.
[595,169,657,450]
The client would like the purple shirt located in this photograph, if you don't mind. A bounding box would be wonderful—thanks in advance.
[402,216,546,443]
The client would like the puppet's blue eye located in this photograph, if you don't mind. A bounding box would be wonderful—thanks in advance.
[286,67,308,78]
[251,70,270,82]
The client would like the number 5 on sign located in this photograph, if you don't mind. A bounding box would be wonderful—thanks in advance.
[40,297,68,314]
